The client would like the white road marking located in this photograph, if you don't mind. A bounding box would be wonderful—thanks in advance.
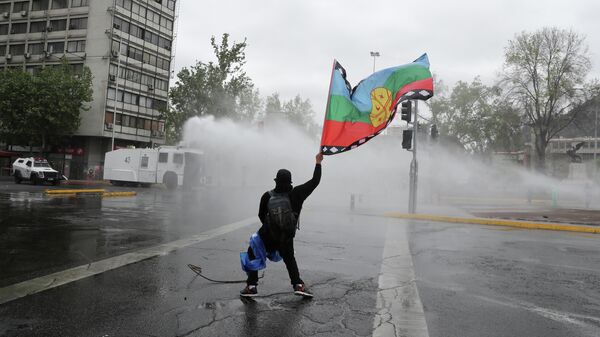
[0,217,256,305]
[474,294,600,329]
[373,222,429,337]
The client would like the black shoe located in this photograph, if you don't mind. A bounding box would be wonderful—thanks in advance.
[240,285,258,297]
[293,284,313,298]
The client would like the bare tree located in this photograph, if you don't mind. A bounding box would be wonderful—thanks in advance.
[502,27,592,171]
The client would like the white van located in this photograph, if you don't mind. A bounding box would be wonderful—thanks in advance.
[103,146,203,189]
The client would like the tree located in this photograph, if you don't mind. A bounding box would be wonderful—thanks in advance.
[166,33,260,143]
[0,63,93,152]
[502,27,593,171]
[430,77,523,154]
[264,93,318,136]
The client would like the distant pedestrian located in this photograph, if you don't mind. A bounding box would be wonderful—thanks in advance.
[240,153,323,298]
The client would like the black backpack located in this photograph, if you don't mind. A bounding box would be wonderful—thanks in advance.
[266,190,298,242]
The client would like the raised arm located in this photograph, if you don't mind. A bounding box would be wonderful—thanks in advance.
[293,153,323,201]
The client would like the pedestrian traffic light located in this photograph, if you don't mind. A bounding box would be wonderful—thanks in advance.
[400,101,412,122]
[402,129,413,150]
[431,124,438,140]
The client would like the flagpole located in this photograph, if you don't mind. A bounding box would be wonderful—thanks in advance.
[319,59,337,153]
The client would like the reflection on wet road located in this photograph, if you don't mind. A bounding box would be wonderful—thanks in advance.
[0,186,261,287]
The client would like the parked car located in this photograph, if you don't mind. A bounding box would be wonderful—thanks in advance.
[12,157,61,185]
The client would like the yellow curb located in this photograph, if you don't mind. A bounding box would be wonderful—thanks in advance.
[45,189,106,194]
[385,212,600,234]
[102,192,137,197]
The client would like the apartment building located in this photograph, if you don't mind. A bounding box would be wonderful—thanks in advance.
[0,0,176,178]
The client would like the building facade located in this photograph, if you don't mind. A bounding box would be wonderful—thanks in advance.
[0,0,176,178]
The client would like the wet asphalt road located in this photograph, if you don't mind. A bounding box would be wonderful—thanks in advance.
[1,182,600,336]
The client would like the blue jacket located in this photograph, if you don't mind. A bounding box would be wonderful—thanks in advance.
[240,233,282,272]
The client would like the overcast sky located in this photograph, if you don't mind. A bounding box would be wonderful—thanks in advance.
[172,0,600,121]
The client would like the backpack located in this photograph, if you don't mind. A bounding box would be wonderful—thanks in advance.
[266,190,298,242]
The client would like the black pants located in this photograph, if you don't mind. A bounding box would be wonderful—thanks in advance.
[246,238,303,286]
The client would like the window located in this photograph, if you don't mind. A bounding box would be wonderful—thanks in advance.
[158,36,171,50]
[67,40,85,52]
[0,3,10,13]
[32,0,49,11]
[127,46,142,61]
[141,74,153,86]
[0,45,5,56]
[105,111,114,124]
[69,17,87,29]
[70,63,83,74]
[47,41,64,53]
[160,17,173,30]
[13,1,29,13]
[137,118,144,129]
[122,115,130,127]
[156,78,168,91]
[129,24,144,39]
[26,161,32,167]
[9,44,25,55]
[28,43,44,54]
[115,113,122,125]
[50,19,67,31]
[29,21,47,33]
[173,153,183,164]
[131,3,145,17]
[152,99,167,111]
[144,119,152,130]
[167,0,176,10]
[116,0,132,11]
[10,22,28,34]
[0,25,8,35]
[51,0,68,9]
[144,31,158,45]
[71,0,88,7]
[140,155,149,168]
[146,10,160,24]
[158,153,168,163]
[157,57,170,70]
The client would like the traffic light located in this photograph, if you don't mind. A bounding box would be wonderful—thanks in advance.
[431,124,439,140]
[400,101,412,122]
[402,129,413,150]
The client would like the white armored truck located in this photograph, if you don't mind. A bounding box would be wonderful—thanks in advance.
[103,146,203,189]
[12,157,61,185]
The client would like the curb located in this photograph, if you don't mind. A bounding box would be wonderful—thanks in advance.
[385,212,600,234]
[45,189,106,194]
[60,180,111,186]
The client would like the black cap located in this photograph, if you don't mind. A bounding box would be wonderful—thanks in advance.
[274,169,292,183]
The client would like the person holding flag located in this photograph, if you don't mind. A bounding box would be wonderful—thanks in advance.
[240,153,324,298]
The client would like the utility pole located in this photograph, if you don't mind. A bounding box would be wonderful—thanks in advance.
[408,101,418,213]
[370,51,380,73]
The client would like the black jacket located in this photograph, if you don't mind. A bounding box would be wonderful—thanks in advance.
[257,164,321,245]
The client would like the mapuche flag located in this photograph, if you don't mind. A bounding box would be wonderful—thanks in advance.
[320,54,434,155]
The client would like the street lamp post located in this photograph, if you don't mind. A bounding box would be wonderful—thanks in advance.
[370,51,380,73]
[408,100,419,213]
[111,35,122,151]
[595,109,598,181]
